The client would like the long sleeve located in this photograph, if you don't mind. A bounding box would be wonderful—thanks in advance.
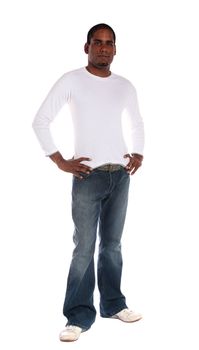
[125,83,145,155]
[32,74,70,155]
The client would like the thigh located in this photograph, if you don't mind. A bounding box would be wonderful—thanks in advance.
[71,171,109,247]
[99,169,130,243]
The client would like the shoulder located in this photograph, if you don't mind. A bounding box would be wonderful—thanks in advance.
[57,67,85,82]
[51,67,85,90]
[111,72,136,92]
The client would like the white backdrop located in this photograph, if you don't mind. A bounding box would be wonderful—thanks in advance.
[0,0,199,349]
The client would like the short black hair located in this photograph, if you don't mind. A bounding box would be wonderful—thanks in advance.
[87,23,116,44]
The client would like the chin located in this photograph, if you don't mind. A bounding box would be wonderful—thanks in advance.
[98,62,109,67]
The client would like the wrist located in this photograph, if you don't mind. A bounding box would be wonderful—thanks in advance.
[49,151,64,166]
[131,153,144,160]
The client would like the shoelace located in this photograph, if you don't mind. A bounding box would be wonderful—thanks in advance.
[65,326,78,332]
[122,309,134,314]
[121,309,135,319]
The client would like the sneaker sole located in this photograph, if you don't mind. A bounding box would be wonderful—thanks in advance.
[60,338,79,342]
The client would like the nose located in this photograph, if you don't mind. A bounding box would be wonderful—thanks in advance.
[100,44,108,53]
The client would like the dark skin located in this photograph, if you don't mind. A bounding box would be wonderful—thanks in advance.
[50,28,143,177]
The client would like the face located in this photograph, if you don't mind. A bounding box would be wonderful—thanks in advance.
[84,29,116,68]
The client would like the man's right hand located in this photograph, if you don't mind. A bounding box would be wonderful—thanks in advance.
[49,152,92,179]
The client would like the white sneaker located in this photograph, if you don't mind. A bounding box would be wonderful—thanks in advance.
[111,308,142,323]
[59,325,82,342]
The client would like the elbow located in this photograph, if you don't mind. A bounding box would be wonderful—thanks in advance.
[32,119,39,134]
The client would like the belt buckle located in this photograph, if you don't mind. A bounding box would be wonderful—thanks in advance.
[109,164,114,172]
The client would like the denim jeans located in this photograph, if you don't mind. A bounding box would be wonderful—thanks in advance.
[63,166,130,330]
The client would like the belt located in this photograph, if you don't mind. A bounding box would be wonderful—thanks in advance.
[95,164,124,172]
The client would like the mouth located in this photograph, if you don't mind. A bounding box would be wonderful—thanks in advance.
[97,54,110,58]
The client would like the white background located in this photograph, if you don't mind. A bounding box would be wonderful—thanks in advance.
[0,0,199,349]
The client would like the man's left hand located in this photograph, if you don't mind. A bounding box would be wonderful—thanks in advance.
[124,153,143,175]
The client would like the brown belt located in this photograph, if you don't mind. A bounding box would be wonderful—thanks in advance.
[95,164,124,172]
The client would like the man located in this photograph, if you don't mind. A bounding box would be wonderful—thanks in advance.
[33,23,144,342]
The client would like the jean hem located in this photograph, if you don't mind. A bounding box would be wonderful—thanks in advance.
[100,305,128,318]
[66,322,92,332]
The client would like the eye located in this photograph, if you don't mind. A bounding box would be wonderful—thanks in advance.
[94,41,101,46]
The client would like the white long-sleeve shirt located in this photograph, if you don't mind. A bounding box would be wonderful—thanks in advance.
[32,67,144,168]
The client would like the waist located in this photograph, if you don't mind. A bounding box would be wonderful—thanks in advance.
[95,164,124,172]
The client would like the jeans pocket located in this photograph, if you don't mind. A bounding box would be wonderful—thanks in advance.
[78,172,92,180]
[121,167,129,176]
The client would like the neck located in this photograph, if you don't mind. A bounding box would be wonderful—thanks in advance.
[86,64,111,77]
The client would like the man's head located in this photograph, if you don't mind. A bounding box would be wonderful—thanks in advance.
[86,23,116,45]
[84,23,116,70]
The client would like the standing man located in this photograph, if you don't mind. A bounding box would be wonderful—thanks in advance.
[33,23,144,342]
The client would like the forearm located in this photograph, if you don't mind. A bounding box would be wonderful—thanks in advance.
[49,151,64,165]
[32,121,58,156]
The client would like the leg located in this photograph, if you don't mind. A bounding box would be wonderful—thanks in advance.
[97,169,130,317]
[63,171,110,330]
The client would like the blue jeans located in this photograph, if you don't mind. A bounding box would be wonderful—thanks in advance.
[63,166,130,330]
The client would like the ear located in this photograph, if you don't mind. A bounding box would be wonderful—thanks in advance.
[84,43,89,54]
